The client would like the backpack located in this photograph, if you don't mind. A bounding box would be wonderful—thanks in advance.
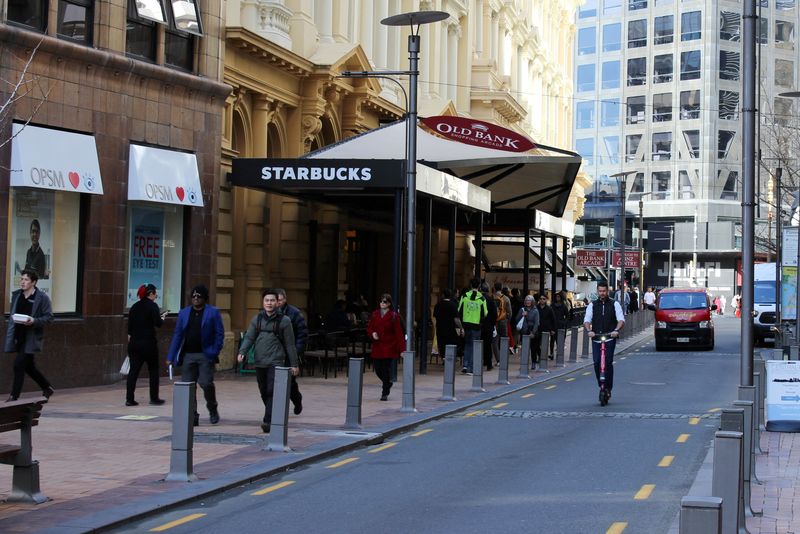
[494,294,507,322]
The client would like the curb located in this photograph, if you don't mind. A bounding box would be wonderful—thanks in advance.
[44,330,653,533]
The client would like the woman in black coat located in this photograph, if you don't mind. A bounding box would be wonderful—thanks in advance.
[126,284,167,406]
[550,292,570,356]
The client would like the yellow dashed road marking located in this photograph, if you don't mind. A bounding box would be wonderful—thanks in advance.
[326,457,359,469]
[369,443,397,454]
[689,417,700,425]
[658,455,674,467]
[606,522,628,534]
[620,357,627,360]
[708,407,722,413]
[521,393,535,398]
[411,429,433,437]
[634,484,656,500]
[565,378,576,382]
[545,385,557,390]
[582,371,592,376]
[677,434,690,443]
[251,480,295,496]
[464,410,484,417]
[150,514,206,531]
[492,402,508,408]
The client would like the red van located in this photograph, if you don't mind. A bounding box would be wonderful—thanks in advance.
[652,288,716,351]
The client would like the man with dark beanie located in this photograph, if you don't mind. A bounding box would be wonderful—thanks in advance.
[167,285,225,425]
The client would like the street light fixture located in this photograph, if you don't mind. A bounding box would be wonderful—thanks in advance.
[611,171,637,307]
[638,191,653,306]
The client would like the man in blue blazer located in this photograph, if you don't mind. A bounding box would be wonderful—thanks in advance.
[167,285,225,425]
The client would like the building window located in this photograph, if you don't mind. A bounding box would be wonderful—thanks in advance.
[654,15,674,45]
[653,93,673,122]
[576,101,595,129]
[601,99,621,126]
[603,23,622,52]
[576,138,595,166]
[6,189,81,314]
[127,0,158,61]
[719,91,739,120]
[652,132,673,160]
[681,11,701,41]
[626,134,642,162]
[718,130,736,159]
[680,90,701,119]
[57,0,94,45]
[629,0,647,10]
[774,96,793,126]
[680,50,701,80]
[601,61,620,90]
[775,59,795,87]
[653,54,673,83]
[7,0,48,31]
[627,96,646,124]
[628,19,647,48]
[165,0,201,71]
[721,171,739,200]
[652,171,671,199]
[679,170,696,199]
[604,0,622,15]
[629,173,645,199]
[719,50,740,81]
[577,64,596,92]
[604,136,620,164]
[759,18,769,45]
[720,11,741,42]
[580,0,598,18]
[776,20,795,50]
[627,57,647,86]
[126,205,184,312]
[777,0,796,10]
[683,130,700,158]
[578,27,596,55]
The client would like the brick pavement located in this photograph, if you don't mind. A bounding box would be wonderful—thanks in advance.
[0,332,648,533]
[748,430,800,534]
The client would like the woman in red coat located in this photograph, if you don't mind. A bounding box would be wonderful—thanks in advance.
[367,293,404,401]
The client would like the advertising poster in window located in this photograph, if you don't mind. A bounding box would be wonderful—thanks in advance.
[127,208,165,308]
[9,190,53,297]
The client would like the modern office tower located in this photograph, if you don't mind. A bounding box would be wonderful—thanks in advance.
[573,0,798,293]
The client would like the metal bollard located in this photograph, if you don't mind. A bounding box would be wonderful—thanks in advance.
[754,358,766,432]
[518,335,531,378]
[568,327,578,363]
[496,337,510,385]
[792,346,799,360]
[680,496,722,534]
[441,345,457,401]
[266,367,292,452]
[751,372,764,452]
[581,328,590,359]
[401,351,417,413]
[166,381,198,482]
[555,329,566,367]
[344,358,364,429]
[711,430,743,534]
[471,340,485,392]
[539,332,550,372]
[736,396,761,495]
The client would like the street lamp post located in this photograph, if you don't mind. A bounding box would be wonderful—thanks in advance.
[611,171,637,307]
[638,192,653,304]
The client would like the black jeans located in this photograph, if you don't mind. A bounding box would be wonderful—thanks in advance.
[256,366,277,424]
[11,352,50,399]
[181,352,218,414]
[373,359,393,396]
[126,345,160,402]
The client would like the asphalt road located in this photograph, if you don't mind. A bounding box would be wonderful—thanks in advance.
[116,317,743,534]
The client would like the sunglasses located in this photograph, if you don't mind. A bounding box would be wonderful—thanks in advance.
[380,299,390,303]
[191,293,205,299]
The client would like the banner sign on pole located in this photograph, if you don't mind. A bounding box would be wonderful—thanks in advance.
[611,250,641,268]
[576,249,606,267]
[783,227,798,267]
[766,360,800,432]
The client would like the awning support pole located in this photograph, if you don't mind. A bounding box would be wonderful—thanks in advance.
[419,196,432,374]
[448,205,457,291]
[474,213,483,280]
[539,232,546,296]
[551,236,558,295]
[392,189,402,311]
[523,226,531,297]
[562,236,568,293]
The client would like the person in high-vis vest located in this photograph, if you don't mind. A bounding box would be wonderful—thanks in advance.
[457,278,488,374]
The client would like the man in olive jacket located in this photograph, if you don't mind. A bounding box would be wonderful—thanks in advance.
[238,288,299,433]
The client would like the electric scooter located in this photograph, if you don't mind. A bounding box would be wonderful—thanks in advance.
[592,332,613,406]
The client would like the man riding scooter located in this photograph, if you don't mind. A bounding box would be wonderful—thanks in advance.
[583,281,625,403]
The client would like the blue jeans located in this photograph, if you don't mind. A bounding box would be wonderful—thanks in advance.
[463,329,481,372]
[591,337,617,391]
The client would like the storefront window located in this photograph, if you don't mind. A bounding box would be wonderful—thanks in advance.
[6,189,81,314]
[126,204,184,312]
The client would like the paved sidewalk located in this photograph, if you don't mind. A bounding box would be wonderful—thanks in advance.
[747,430,800,534]
[0,330,650,533]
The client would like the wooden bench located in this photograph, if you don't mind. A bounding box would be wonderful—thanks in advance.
[0,398,47,503]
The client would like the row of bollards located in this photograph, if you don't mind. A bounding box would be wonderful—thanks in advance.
[167,317,658,481]
[680,357,767,533]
